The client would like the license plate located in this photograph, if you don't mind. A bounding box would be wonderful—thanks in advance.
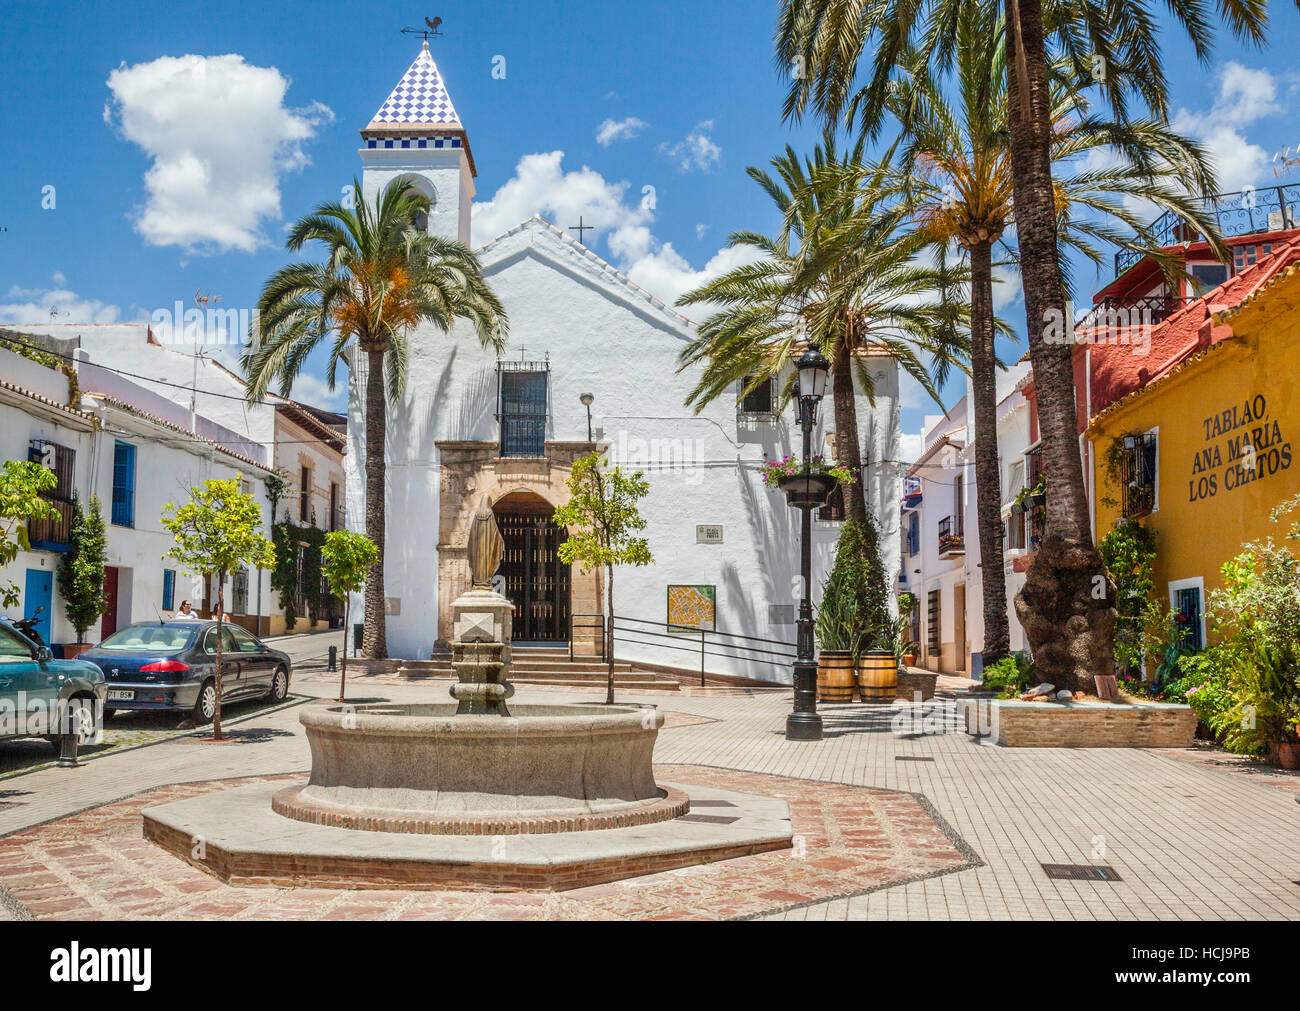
[106,689,135,701]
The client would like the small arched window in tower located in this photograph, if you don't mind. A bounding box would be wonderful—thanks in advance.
[404,186,431,234]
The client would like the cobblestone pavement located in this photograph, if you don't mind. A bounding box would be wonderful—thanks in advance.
[1,672,1298,920]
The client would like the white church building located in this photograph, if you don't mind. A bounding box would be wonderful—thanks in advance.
[346,44,903,682]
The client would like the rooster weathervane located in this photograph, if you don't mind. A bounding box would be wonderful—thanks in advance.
[401,16,443,41]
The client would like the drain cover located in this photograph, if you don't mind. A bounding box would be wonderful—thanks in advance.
[1042,863,1122,882]
[895,756,935,762]
[679,814,741,825]
[689,799,738,808]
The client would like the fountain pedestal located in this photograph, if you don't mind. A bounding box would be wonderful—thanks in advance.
[449,587,515,716]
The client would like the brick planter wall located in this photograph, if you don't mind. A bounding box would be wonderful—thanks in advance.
[961,698,1197,748]
[897,671,937,702]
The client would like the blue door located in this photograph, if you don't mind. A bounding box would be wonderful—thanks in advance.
[23,568,52,644]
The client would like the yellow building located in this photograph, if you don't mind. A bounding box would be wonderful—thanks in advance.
[1088,264,1300,645]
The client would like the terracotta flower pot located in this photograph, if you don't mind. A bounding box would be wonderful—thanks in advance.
[61,643,94,659]
[902,652,917,668]
[1274,739,1300,770]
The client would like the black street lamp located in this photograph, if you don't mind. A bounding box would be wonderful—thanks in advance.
[580,392,595,443]
[783,344,831,741]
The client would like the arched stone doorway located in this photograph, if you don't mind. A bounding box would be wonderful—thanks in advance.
[434,440,602,650]
[493,491,570,642]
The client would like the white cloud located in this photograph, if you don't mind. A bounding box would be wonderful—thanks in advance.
[659,121,722,173]
[471,151,760,314]
[898,430,925,466]
[105,54,332,254]
[1172,62,1284,193]
[0,283,123,325]
[695,223,711,239]
[624,242,762,313]
[283,370,347,412]
[595,117,648,147]
[471,151,652,251]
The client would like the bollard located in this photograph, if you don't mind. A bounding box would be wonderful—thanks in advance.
[328,645,338,672]
[56,729,79,768]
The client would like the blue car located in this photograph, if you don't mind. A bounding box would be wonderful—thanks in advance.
[79,621,292,725]
[0,618,107,750]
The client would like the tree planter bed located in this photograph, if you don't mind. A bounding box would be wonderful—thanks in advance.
[896,670,937,702]
[960,697,1197,748]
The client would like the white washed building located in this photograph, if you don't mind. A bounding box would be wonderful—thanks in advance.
[901,361,1036,676]
[346,45,903,680]
[0,341,276,651]
[11,324,347,635]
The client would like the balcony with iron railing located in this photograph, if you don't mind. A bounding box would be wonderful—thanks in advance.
[1114,184,1300,277]
[1074,294,1195,334]
[937,514,965,557]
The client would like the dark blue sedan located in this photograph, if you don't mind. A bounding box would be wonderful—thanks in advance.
[79,621,292,725]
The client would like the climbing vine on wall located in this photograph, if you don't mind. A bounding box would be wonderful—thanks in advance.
[270,522,332,627]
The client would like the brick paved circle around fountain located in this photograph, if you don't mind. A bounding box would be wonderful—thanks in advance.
[271,783,691,835]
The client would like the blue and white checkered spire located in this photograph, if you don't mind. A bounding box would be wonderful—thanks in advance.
[367,42,463,128]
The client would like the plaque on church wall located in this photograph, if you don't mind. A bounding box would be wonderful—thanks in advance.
[696,524,723,544]
[667,585,716,633]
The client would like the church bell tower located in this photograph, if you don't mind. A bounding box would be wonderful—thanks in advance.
[360,41,475,243]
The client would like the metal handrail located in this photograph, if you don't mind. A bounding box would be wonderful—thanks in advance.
[569,613,606,662]
[611,614,796,687]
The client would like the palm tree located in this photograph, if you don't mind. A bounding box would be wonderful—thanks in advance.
[889,5,1222,667]
[777,0,1274,691]
[676,140,971,641]
[243,177,508,659]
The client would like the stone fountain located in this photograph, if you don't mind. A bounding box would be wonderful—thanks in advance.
[141,498,791,890]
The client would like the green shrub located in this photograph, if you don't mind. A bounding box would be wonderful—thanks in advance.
[814,518,891,655]
[980,651,1033,697]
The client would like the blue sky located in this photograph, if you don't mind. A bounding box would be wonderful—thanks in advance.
[2,0,1299,452]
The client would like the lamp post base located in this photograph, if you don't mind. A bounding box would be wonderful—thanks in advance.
[786,657,822,741]
[785,711,823,741]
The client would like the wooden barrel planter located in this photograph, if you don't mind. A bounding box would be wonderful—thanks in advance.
[816,651,857,703]
[858,650,898,703]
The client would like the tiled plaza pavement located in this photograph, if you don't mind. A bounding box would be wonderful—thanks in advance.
[0,766,973,920]
[1,678,1298,920]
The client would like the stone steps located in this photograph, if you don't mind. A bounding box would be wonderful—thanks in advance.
[401,649,680,692]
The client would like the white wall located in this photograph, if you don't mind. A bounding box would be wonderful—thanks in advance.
[347,218,901,680]
[0,351,275,647]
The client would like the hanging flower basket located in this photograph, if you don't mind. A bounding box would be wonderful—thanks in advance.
[759,454,854,509]
[776,470,838,508]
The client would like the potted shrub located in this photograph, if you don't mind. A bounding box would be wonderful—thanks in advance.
[814,588,859,703]
[859,629,899,703]
[814,518,893,703]
[56,495,107,656]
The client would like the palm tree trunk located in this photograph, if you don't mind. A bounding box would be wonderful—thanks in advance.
[831,341,892,642]
[362,348,388,660]
[832,344,868,527]
[970,240,1010,666]
[1004,0,1115,692]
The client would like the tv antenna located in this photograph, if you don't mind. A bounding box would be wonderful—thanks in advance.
[402,16,443,41]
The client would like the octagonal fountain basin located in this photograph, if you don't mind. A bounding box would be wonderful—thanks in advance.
[272,702,688,835]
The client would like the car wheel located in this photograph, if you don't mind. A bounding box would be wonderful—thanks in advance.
[269,666,289,703]
[192,681,217,726]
